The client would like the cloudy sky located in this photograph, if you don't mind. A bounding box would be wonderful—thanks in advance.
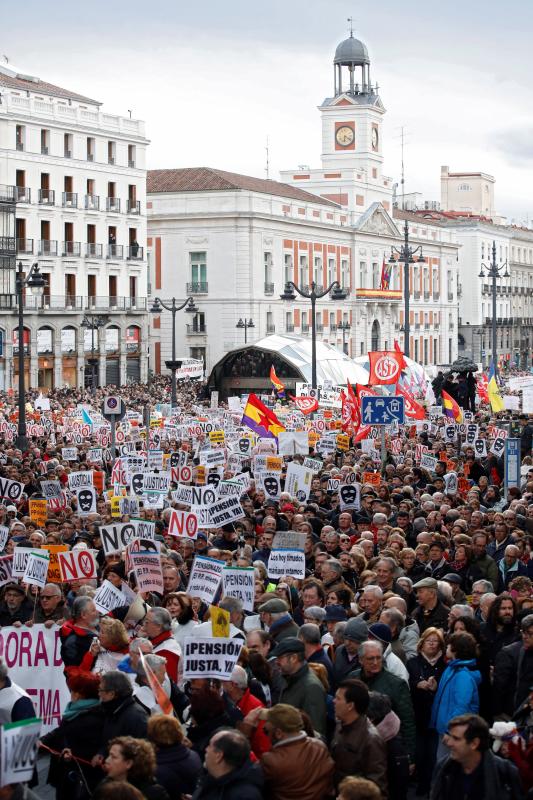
[6,0,533,220]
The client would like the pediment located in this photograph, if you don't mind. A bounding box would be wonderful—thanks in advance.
[355,202,400,237]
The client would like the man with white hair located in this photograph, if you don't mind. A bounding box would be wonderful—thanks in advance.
[142,606,181,682]
[224,665,270,757]
[133,653,173,715]
[498,544,529,592]
[357,585,383,624]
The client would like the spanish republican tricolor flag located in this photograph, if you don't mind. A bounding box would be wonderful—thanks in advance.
[242,393,286,439]
[270,365,286,399]
[441,389,463,423]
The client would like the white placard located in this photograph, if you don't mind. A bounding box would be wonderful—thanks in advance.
[222,567,255,612]
[182,637,243,680]
[0,718,42,787]
[93,580,127,614]
[186,555,225,604]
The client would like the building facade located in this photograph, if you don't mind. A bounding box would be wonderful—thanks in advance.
[147,33,459,378]
[0,61,149,390]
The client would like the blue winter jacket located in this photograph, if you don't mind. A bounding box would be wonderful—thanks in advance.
[430,658,481,734]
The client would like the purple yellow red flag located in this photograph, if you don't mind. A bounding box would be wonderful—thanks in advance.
[270,365,286,399]
[242,393,286,439]
[441,389,463,423]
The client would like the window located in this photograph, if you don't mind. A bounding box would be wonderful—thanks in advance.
[189,347,205,364]
[264,252,273,284]
[424,339,428,365]
[108,141,116,165]
[266,311,274,333]
[87,275,97,299]
[64,133,73,158]
[284,253,292,284]
[328,258,336,285]
[65,274,76,304]
[15,125,25,151]
[128,144,136,168]
[341,258,349,288]
[314,256,322,287]
[481,242,485,260]
[372,262,380,289]
[191,312,205,333]
[108,275,118,302]
[359,261,366,288]
[299,255,307,287]
[40,129,50,155]
[286,311,293,332]
[190,252,207,291]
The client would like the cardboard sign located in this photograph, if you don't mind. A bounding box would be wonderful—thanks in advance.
[168,509,199,539]
[327,478,341,492]
[0,717,42,787]
[222,566,255,612]
[259,472,281,501]
[339,483,361,511]
[100,522,138,555]
[265,456,283,472]
[0,477,24,503]
[336,433,350,451]
[209,430,225,445]
[132,520,156,540]
[93,580,127,614]
[362,472,381,486]
[129,546,163,594]
[284,463,313,503]
[207,496,245,527]
[12,548,37,578]
[0,556,13,587]
[143,472,170,496]
[186,555,225,604]
[40,481,62,500]
[28,499,47,528]
[57,549,97,582]
[61,448,78,461]
[23,552,50,588]
[210,606,230,637]
[67,471,93,492]
[182,637,243,680]
[76,486,97,516]
[268,531,306,579]
[42,545,68,583]
[490,437,506,457]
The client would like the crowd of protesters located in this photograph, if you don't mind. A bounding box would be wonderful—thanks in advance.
[0,372,531,800]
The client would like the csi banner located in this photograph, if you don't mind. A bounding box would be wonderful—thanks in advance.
[0,625,69,734]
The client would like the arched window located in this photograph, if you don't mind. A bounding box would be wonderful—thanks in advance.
[371,320,380,351]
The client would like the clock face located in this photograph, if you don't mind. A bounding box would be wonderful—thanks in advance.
[336,125,354,147]
[372,127,379,150]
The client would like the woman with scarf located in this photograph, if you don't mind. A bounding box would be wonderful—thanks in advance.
[40,668,104,800]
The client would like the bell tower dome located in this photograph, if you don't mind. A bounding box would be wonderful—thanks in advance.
[333,32,372,97]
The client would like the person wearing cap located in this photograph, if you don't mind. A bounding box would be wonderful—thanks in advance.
[253,703,335,800]
[258,598,299,643]
[194,531,210,554]
[368,623,409,683]
[426,541,452,581]
[0,583,33,626]
[412,577,450,634]
[270,637,327,736]
[322,604,347,646]
[441,573,467,604]
[331,678,387,796]
[302,605,326,626]
[332,618,369,689]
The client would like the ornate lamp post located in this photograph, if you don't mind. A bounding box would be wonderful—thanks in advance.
[81,314,108,394]
[338,320,351,355]
[15,261,45,450]
[150,296,198,406]
[478,240,509,371]
[236,318,255,344]
[389,219,425,359]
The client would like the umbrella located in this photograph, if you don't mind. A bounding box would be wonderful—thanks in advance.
[446,357,478,375]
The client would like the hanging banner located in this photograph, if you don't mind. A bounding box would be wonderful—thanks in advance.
[0,625,70,734]
[182,637,243,680]
[186,555,225,604]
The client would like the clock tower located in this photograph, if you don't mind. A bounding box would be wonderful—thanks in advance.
[280,29,392,216]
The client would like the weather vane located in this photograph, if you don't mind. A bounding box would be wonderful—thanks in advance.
[347,17,354,37]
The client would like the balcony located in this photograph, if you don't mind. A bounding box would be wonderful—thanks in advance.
[86,243,103,258]
[87,153,94,162]
[448,293,454,301]
[38,189,55,205]
[62,192,78,208]
[62,241,81,257]
[316,323,324,333]
[21,295,84,311]
[0,184,16,203]
[15,187,31,203]
[424,323,430,329]
[16,238,33,255]
[38,240,58,256]
[41,146,48,155]
[107,244,123,259]
[433,291,440,300]
[106,197,121,212]
[128,159,135,168]
[186,324,207,335]
[286,324,294,332]
[424,292,430,301]
[16,142,24,152]
[266,325,276,333]
[186,282,208,294]
[301,323,309,333]
[264,282,274,295]
[108,156,115,165]
[0,236,15,252]
[415,323,421,329]
[127,200,140,215]
[85,194,100,211]
[86,296,147,311]
[127,245,143,260]
[413,291,421,300]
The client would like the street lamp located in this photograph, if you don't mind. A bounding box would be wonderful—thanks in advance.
[15,261,45,451]
[150,296,198,407]
[81,314,108,395]
[280,280,347,388]
[389,219,425,359]
[478,240,509,373]
[338,320,351,355]
[236,318,255,344]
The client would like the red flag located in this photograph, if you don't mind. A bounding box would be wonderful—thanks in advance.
[290,395,319,415]
[368,351,404,385]
[477,375,489,403]
[395,384,426,420]
[355,384,377,399]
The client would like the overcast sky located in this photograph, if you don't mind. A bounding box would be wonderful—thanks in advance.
[6,0,533,220]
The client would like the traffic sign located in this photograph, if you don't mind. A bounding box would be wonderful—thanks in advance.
[504,437,521,491]
[361,396,405,426]
[102,396,126,420]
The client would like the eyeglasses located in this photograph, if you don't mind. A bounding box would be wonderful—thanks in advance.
[41,595,57,600]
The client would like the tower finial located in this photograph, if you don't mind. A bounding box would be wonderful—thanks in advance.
[347,17,354,37]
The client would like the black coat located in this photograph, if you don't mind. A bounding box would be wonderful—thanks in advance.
[0,598,34,626]
[407,654,446,728]
[94,777,169,800]
[100,696,148,752]
[41,704,105,799]
[430,749,524,800]
[191,761,264,800]
[493,641,533,718]
[59,621,97,668]
[155,743,202,799]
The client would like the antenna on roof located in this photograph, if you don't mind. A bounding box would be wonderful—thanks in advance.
[265,136,270,180]
[394,126,411,211]
[347,16,354,37]
[127,109,132,118]
[2,56,8,64]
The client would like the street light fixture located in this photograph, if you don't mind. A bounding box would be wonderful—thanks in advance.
[80,314,108,395]
[280,280,347,388]
[150,296,198,407]
[235,318,255,344]
[15,261,45,451]
[478,239,509,373]
[389,219,425,359]
[337,320,351,355]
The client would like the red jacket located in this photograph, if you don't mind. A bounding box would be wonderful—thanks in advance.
[237,688,271,757]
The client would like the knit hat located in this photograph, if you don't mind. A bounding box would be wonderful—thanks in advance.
[344,617,369,643]
[368,623,392,645]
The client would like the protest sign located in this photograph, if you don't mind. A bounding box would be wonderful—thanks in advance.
[67,471,93,492]
[168,509,198,539]
[129,545,164,594]
[0,717,42,787]
[339,483,361,511]
[61,448,78,461]
[142,472,170,496]
[182,637,243,680]
[420,454,438,472]
[267,531,306,579]
[444,471,458,495]
[93,580,127,614]
[57,549,97,582]
[278,431,308,455]
[490,437,506,457]
[284,463,313,503]
[42,545,68,583]
[171,484,217,508]
[0,477,24,503]
[208,496,245,527]
[186,555,225,604]
[28,499,47,528]
[100,522,138,555]
[0,556,12,587]
[39,480,62,501]
[12,548,37,578]
[210,606,230,637]
[362,472,381,486]
[0,526,8,553]
[302,457,322,473]
[474,438,487,457]
[222,566,255,612]
[23,552,50,588]
[132,519,155,540]
[76,486,97,516]
[259,473,281,501]
[0,625,69,733]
